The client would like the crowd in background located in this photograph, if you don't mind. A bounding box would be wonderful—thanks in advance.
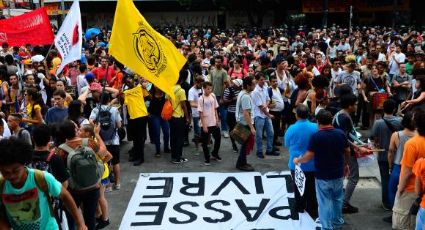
[1,24,425,230]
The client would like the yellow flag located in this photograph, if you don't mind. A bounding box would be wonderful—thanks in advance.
[109,0,186,99]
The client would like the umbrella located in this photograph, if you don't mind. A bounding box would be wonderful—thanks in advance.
[85,28,101,40]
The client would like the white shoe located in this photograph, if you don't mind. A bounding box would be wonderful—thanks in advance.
[223,131,229,138]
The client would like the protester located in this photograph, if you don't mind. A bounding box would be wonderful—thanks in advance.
[7,113,32,145]
[210,55,229,137]
[284,104,318,219]
[89,91,122,189]
[123,75,149,166]
[168,71,190,164]
[147,86,170,157]
[188,76,204,151]
[0,138,87,230]
[223,79,242,153]
[235,76,256,171]
[388,111,415,208]
[45,90,68,125]
[294,109,349,229]
[198,81,221,165]
[371,99,403,212]
[252,72,279,158]
[393,108,425,229]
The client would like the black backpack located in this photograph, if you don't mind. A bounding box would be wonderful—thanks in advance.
[98,106,116,141]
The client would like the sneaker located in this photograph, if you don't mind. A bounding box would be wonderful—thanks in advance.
[96,219,110,229]
[155,153,161,157]
[223,131,229,138]
[257,153,265,159]
[105,186,113,193]
[113,184,121,190]
[171,159,182,164]
[382,202,392,211]
[266,151,280,156]
[204,161,211,166]
[233,148,239,153]
[382,216,392,223]
[342,202,359,214]
[180,158,188,163]
[237,164,255,171]
[211,155,222,161]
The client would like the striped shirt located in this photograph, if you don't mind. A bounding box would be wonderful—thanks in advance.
[223,86,241,113]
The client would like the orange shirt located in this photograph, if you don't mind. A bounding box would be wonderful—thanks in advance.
[113,72,123,89]
[413,158,425,208]
[400,135,425,193]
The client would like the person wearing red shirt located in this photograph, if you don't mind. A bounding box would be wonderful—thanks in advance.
[92,57,116,86]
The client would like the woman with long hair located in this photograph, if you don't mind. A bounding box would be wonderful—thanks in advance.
[67,100,89,127]
[22,87,46,129]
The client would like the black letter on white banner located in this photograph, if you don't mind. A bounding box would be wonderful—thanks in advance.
[203,200,232,223]
[131,202,167,226]
[170,201,199,224]
[266,174,294,193]
[269,198,299,220]
[143,177,173,198]
[212,177,250,195]
[236,199,270,221]
[180,177,205,196]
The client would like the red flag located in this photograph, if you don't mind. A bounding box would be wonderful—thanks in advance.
[0,8,54,46]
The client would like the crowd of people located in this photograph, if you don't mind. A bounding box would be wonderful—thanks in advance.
[1,24,425,230]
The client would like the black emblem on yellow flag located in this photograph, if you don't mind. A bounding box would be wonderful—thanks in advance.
[133,21,167,76]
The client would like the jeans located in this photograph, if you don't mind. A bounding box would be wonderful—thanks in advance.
[316,178,344,230]
[201,126,221,161]
[128,116,148,162]
[344,155,359,203]
[291,170,318,219]
[389,164,401,207]
[416,208,425,230]
[67,189,100,230]
[270,110,282,146]
[226,112,238,150]
[192,116,201,138]
[215,96,228,132]
[170,117,185,161]
[378,160,391,207]
[254,116,274,154]
[150,114,170,154]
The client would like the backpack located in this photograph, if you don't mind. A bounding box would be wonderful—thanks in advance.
[267,87,284,102]
[0,169,54,216]
[59,138,103,192]
[161,100,173,121]
[97,106,116,141]
[28,150,55,173]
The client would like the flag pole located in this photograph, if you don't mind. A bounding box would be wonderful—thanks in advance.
[43,43,55,61]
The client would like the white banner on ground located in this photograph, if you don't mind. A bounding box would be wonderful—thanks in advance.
[294,164,306,196]
[119,172,317,230]
[54,0,82,75]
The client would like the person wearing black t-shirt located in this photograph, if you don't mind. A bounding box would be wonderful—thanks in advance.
[30,124,69,184]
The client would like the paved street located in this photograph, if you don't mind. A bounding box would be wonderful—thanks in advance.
[105,133,391,230]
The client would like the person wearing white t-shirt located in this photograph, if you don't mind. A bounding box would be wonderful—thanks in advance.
[268,75,285,147]
[198,82,221,165]
[188,77,204,149]
[76,64,89,96]
[389,45,406,80]
[252,73,279,158]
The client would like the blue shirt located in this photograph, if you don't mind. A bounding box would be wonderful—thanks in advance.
[309,127,348,180]
[45,107,68,125]
[284,119,318,171]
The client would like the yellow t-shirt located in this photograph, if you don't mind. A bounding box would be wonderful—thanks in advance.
[167,85,186,118]
[124,85,149,119]
[26,103,41,125]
